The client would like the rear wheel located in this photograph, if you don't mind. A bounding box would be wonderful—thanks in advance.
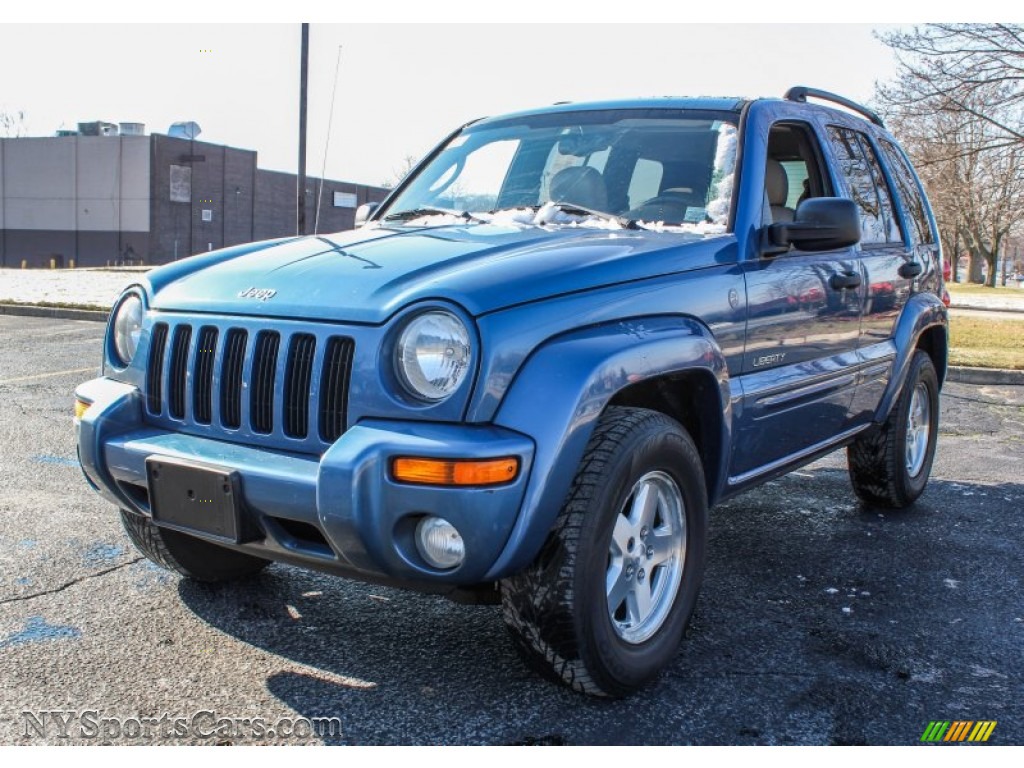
[120,509,269,582]
[847,350,939,508]
[500,406,707,697]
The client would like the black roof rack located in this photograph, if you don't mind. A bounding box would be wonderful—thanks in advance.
[783,86,885,128]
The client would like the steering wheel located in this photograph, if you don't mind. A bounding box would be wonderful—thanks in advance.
[630,194,695,222]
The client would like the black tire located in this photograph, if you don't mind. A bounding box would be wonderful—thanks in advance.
[500,406,707,697]
[847,350,939,508]
[120,509,269,582]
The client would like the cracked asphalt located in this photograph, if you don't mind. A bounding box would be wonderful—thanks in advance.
[0,314,1021,745]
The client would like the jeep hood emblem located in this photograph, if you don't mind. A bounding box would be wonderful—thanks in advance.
[237,287,277,301]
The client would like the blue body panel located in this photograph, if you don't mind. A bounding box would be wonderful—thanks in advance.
[78,377,535,584]
[77,96,948,589]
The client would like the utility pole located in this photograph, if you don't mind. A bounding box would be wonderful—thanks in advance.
[297,23,309,236]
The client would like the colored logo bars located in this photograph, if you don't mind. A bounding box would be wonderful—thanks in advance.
[921,721,997,743]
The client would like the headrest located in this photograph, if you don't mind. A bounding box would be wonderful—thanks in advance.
[549,166,609,212]
[766,159,789,207]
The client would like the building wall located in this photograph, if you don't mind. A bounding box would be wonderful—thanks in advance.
[1,134,389,267]
[253,169,388,242]
[0,136,150,267]
[148,134,259,262]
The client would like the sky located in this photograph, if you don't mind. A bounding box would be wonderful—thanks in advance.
[0,23,907,188]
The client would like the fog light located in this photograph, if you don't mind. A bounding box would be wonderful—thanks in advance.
[415,516,465,570]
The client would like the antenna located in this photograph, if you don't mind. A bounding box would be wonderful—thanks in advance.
[314,45,343,236]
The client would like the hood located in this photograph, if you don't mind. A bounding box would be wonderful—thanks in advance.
[147,223,735,324]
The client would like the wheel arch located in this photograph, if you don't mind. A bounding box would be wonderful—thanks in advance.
[915,323,948,389]
[875,292,948,423]
[486,315,730,580]
[607,368,725,505]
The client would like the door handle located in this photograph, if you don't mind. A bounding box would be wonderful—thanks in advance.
[829,272,862,290]
[899,261,923,279]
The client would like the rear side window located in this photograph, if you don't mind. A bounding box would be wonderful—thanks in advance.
[878,138,935,245]
[826,126,901,245]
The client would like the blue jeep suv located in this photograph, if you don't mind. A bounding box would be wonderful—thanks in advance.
[76,87,947,697]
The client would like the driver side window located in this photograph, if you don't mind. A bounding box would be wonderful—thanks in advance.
[764,122,830,226]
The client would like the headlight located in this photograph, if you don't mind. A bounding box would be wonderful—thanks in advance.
[396,311,471,401]
[112,293,144,366]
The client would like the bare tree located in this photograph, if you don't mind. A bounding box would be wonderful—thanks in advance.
[878,24,1024,148]
[380,154,419,189]
[0,109,27,137]
[877,26,1024,286]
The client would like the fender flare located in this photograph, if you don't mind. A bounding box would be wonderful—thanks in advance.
[484,315,730,580]
[875,292,948,423]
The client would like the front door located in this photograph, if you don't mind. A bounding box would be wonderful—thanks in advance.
[730,121,864,483]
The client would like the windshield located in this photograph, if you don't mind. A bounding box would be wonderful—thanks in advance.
[381,108,738,234]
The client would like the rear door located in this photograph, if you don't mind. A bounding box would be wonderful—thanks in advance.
[824,126,920,424]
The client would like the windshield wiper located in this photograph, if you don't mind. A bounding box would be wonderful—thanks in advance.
[531,202,637,230]
[383,207,487,223]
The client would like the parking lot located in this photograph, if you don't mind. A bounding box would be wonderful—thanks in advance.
[0,313,1021,745]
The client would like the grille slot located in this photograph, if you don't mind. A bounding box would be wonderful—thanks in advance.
[250,331,280,434]
[220,329,247,429]
[284,334,316,438]
[319,336,354,442]
[168,325,192,420]
[146,323,168,415]
[192,326,219,424]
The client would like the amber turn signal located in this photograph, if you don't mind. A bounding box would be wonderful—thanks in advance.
[74,398,92,421]
[391,456,520,487]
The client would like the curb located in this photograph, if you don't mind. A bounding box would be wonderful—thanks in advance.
[0,303,109,323]
[947,366,1024,386]
[949,303,1024,314]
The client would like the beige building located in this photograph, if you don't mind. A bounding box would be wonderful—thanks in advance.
[0,133,387,268]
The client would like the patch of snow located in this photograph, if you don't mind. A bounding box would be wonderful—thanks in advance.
[0,267,143,309]
[705,123,737,226]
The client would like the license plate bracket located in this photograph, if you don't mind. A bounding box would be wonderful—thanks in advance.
[146,457,246,544]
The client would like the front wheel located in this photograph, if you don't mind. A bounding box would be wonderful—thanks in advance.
[500,407,708,697]
[847,349,940,508]
[120,509,269,582]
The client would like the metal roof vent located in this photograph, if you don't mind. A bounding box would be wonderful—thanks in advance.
[78,121,118,136]
[168,121,201,140]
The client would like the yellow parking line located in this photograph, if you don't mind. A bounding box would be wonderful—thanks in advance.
[0,367,96,385]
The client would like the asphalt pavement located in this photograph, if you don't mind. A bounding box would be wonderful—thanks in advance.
[0,314,1021,745]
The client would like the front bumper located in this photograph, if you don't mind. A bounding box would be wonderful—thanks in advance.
[76,377,535,586]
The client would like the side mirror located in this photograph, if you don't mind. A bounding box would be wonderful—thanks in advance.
[354,202,380,227]
[762,197,861,256]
